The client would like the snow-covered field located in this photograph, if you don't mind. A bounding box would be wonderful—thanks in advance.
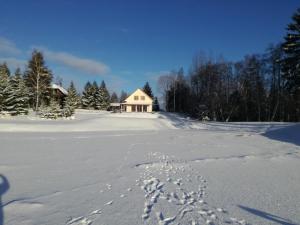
[0,111,299,225]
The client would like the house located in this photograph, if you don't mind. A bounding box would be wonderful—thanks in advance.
[109,103,121,112]
[121,89,153,112]
[50,84,68,106]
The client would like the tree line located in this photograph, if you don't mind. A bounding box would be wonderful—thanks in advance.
[0,50,159,117]
[158,8,300,122]
[0,51,126,118]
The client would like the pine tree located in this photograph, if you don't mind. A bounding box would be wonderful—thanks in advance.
[153,97,160,111]
[97,80,110,110]
[119,90,128,102]
[91,81,100,109]
[64,81,79,114]
[40,99,62,119]
[24,50,53,111]
[282,8,300,92]
[143,81,154,98]
[81,82,94,109]
[282,8,300,121]
[110,92,119,103]
[0,63,10,113]
[16,73,30,115]
[3,77,18,115]
[3,69,29,115]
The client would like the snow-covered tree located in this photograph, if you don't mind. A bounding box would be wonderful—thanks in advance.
[3,69,29,115]
[143,81,154,99]
[2,77,17,115]
[97,81,110,110]
[0,63,10,113]
[90,81,100,109]
[65,81,79,114]
[14,68,29,115]
[24,50,53,111]
[81,82,94,109]
[110,92,119,103]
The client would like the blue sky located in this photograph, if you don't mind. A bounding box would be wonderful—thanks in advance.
[0,0,299,95]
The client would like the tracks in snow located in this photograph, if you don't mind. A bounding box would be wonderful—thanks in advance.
[136,152,248,225]
[65,152,249,225]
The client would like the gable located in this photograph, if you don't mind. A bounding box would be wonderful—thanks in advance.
[124,89,153,104]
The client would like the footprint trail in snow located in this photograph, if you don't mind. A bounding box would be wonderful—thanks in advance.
[65,152,248,225]
[136,152,248,225]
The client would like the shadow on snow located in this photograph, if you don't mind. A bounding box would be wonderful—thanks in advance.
[0,175,9,225]
[262,123,300,146]
[238,205,298,225]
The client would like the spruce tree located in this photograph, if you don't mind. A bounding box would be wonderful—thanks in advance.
[282,8,300,121]
[143,81,154,98]
[91,81,100,109]
[110,92,119,103]
[40,99,62,119]
[81,82,94,109]
[24,50,53,111]
[3,69,29,115]
[3,76,18,115]
[282,8,300,92]
[64,81,79,114]
[16,74,30,115]
[97,80,110,110]
[153,97,160,111]
[119,90,128,102]
[0,63,10,113]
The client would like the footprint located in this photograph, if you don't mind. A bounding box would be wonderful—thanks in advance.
[105,200,113,206]
[89,209,102,216]
[66,217,92,225]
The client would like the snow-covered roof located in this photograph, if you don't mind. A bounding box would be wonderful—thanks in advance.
[110,103,121,107]
[51,84,68,95]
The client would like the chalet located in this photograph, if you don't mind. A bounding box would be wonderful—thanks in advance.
[121,89,153,112]
[50,84,68,106]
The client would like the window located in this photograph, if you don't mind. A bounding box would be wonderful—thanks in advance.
[134,96,139,100]
[141,96,145,100]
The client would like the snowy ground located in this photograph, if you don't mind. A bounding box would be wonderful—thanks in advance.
[0,111,300,225]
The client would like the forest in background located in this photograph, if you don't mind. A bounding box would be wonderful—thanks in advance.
[158,8,300,122]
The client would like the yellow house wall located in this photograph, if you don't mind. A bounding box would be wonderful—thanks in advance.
[124,89,153,112]
[125,89,153,105]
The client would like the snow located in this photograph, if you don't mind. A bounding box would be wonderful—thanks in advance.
[51,84,68,95]
[0,111,299,225]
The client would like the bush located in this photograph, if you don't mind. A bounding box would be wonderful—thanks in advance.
[39,100,73,119]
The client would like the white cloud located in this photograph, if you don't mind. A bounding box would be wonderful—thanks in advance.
[0,37,22,55]
[35,47,110,76]
[0,57,26,70]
